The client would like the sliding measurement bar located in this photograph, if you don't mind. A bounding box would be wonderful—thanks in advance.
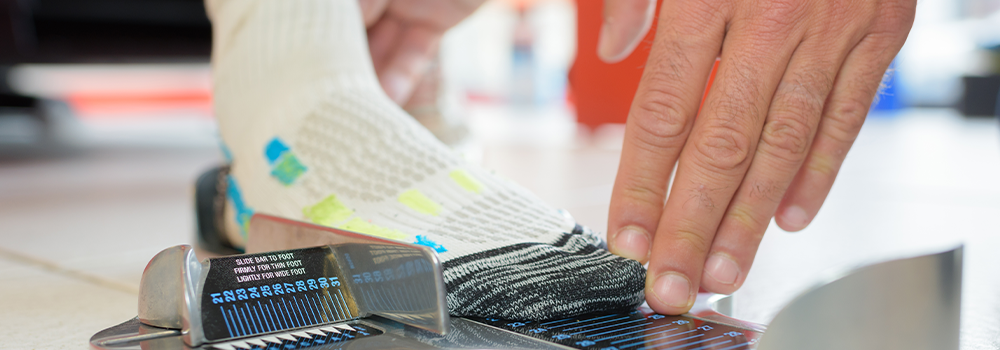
[137,240,448,347]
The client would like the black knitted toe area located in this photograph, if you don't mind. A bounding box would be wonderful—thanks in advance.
[443,231,646,320]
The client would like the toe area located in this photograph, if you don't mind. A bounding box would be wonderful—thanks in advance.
[444,232,646,320]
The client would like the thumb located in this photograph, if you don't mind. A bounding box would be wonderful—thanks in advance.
[597,0,656,63]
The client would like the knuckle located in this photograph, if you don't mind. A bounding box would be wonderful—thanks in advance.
[727,204,768,242]
[805,151,837,176]
[672,227,712,254]
[728,204,760,229]
[693,124,753,172]
[823,101,867,145]
[760,115,813,163]
[631,85,691,147]
[620,176,668,206]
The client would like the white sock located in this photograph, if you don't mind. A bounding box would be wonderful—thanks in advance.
[207,0,644,320]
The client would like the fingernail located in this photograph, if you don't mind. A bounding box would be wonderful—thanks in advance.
[613,227,650,262]
[652,273,692,309]
[596,22,617,61]
[781,205,809,231]
[382,73,412,104]
[705,253,740,286]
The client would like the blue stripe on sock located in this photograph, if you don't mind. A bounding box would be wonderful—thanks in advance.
[264,137,290,165]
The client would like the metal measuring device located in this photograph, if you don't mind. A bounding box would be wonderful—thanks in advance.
[91,214,963,350]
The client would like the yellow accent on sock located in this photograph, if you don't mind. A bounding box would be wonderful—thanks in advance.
[338,218,408,241]
[303,195,354,226]
[449,169,483,194]
[398,189,442,216]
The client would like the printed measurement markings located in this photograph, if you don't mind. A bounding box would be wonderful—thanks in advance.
[217,290,356,339]
[209,323,380,350]
[471,310,757,350]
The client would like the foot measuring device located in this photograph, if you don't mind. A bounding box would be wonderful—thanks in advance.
[91,214,963,350]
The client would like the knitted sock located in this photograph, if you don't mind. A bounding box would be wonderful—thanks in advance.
[206,0,644,320]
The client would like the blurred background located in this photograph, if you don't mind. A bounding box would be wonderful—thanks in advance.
[1,0,999,349]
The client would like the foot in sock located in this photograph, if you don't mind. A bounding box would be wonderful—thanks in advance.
[206,0,645,320]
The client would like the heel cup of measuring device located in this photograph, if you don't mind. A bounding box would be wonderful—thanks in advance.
[194,165,242,255]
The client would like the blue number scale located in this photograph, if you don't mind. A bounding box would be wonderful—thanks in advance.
[200,246,365,341]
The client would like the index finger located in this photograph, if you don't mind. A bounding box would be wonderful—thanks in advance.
[607,0,725,263]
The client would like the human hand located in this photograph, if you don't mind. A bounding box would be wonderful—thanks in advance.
[603,0,916,314]
[359,0,484,104]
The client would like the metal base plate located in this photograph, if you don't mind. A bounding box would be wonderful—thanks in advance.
[91,305,762,350]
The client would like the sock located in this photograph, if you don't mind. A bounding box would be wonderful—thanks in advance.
[206,0,645,320]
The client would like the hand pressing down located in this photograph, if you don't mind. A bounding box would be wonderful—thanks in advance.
[602,0,916,315]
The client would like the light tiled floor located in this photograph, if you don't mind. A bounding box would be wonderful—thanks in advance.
[0,120,223,349]
[1,107,998,349]
[0,255,137,349]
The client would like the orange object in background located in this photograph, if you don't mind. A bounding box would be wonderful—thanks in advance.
[66,91,212,118]
[569,0,660,129]
[569,1,718,129]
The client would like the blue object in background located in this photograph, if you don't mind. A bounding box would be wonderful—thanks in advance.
[872,60,904,112]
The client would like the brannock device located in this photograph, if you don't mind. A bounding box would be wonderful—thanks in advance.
[91,214,962,350]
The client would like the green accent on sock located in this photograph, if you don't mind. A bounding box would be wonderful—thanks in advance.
[339,218,408,241]
[239,215,251,239]
[398,189,442,216]
[270,153,307,185]
[449,169,483,194]
[303,195,354,226]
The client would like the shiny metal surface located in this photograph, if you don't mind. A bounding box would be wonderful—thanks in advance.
[136,244,207,345]
[90,318,180,348]
[688,294,768,334]
[137,245,196,329]
[246,214,451,336]
[89,314,573,350]
[122,214,451,348]
[757,246,963,350]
